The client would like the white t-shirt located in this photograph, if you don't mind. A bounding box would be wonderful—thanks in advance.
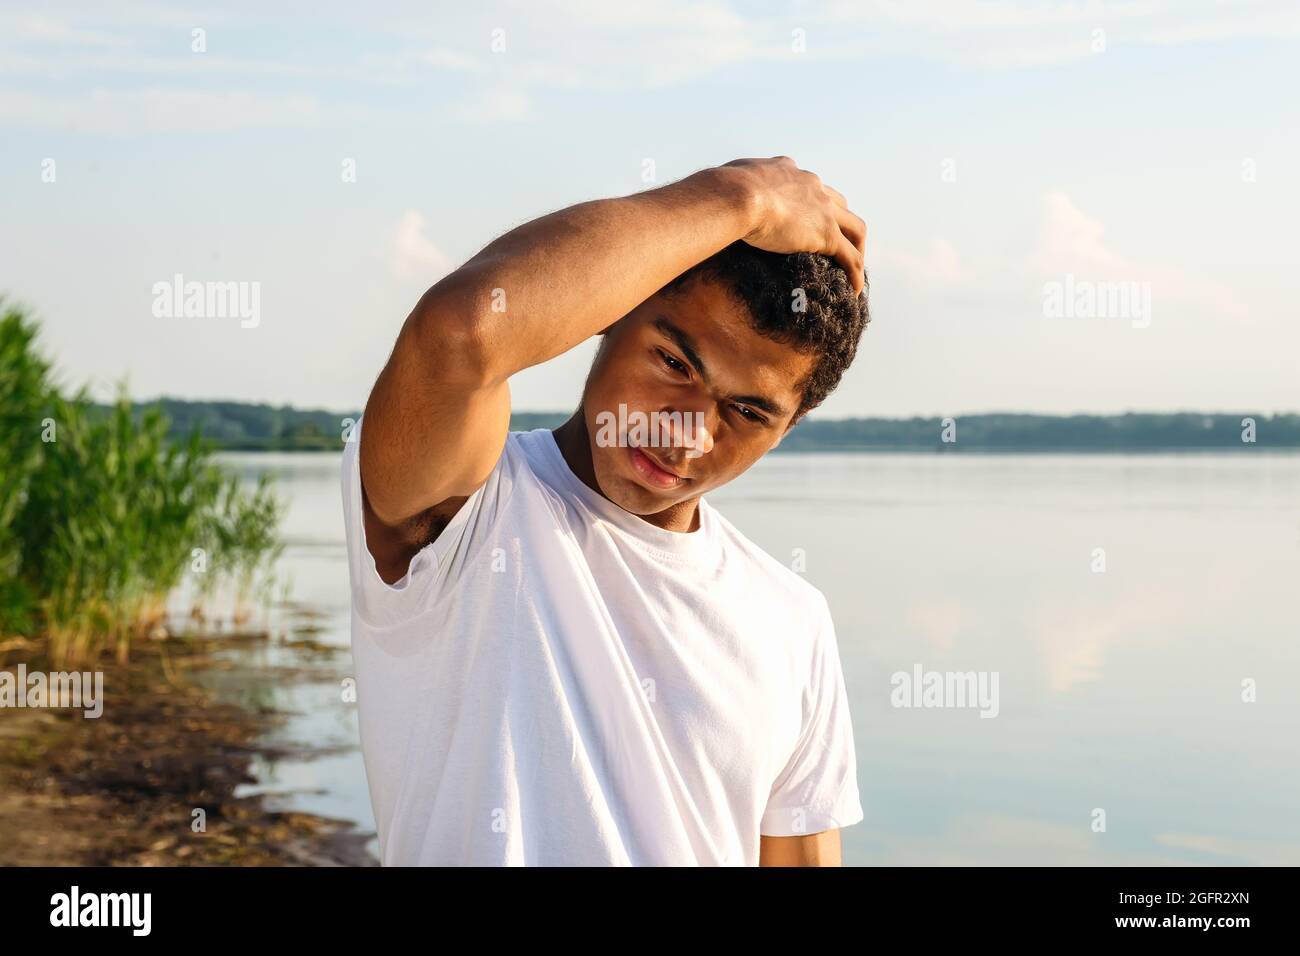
[341,415,863,865]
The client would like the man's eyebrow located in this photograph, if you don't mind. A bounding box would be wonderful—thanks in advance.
[653,316,708,381]
[651,315,790,420]
[731,392,788,418]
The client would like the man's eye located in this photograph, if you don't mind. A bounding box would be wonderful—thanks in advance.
[733,404,762,423]
[657,349,688,375]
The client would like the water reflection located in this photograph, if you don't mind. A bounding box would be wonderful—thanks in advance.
[218,449,1300,866]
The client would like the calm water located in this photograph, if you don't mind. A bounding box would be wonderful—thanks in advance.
[219,448,1300,866]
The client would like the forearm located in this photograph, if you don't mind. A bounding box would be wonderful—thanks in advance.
[411,165,761,383]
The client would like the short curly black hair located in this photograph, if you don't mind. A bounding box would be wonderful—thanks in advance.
[659,241,869,421]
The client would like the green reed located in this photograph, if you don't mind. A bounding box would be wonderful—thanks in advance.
[1,301,286,665]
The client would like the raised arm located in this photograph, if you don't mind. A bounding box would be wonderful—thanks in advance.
[358,157,866,582]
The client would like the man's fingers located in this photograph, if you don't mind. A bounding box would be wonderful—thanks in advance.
[823,185,866,293]
[831,230,865,295]
[835,205,867,256]
[822,183,848,208]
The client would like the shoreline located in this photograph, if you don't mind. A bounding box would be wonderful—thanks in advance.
[0,631,376,867]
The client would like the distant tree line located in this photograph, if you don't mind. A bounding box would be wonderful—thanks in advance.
[96,399,1300,452]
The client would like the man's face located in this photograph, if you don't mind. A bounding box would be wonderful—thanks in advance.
[580,276,815,520]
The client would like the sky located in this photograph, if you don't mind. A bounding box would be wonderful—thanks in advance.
[1,0,1297,418]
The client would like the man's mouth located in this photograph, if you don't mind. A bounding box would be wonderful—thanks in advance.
[626,444,687,490]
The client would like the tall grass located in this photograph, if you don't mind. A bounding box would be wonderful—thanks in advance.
[0,305,50,637]
[196,471,285,623]
[0,301,285,665]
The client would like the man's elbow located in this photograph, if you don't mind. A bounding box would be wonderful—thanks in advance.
[405,274,504,390]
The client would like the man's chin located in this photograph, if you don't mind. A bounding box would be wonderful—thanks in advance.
[609,477,678,515]
[592,463,682,515]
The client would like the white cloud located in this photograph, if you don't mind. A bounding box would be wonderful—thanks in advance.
[4,0,1296,115]
[903,598,967,653]
[1031,191,1125,272]
[876,237,975,284]
[454,86,534,123]
[865,191,1250,326]
[390,211,452,282]
[819,0,1300,69]
[6,0,1294,143]
[0,87,324,133]
[0,51,331,80]
[6,13,127,47]
[1029,191,1248,319]
[421,47,486,73]
[324,0,774,97]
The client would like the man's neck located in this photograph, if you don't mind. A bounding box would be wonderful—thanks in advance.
[551,408,702,533]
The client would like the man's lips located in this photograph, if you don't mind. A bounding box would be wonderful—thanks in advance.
[626,445,687,490]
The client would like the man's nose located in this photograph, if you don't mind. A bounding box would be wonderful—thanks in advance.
[657,407,714,459]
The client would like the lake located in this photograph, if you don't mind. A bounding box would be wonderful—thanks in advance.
[218,446,1300,866]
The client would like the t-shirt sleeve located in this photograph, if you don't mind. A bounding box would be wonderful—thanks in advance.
[339,413,513,629]
[760,596,864,837]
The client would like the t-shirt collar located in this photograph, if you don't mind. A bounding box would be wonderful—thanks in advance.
[531,427,720,562]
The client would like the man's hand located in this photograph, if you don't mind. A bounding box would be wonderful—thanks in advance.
[726,156,867,295]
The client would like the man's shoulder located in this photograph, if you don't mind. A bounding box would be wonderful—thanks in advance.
[505,426,548,457]
[706,502,831,618]
[500,427,561,489]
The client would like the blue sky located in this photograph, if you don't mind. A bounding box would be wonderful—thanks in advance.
[2,1,1297,417]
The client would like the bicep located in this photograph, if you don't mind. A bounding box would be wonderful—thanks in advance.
[360,304,511,528]
[759,829,842,867]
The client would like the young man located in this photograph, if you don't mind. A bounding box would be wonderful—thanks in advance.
[342,156,869,866]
